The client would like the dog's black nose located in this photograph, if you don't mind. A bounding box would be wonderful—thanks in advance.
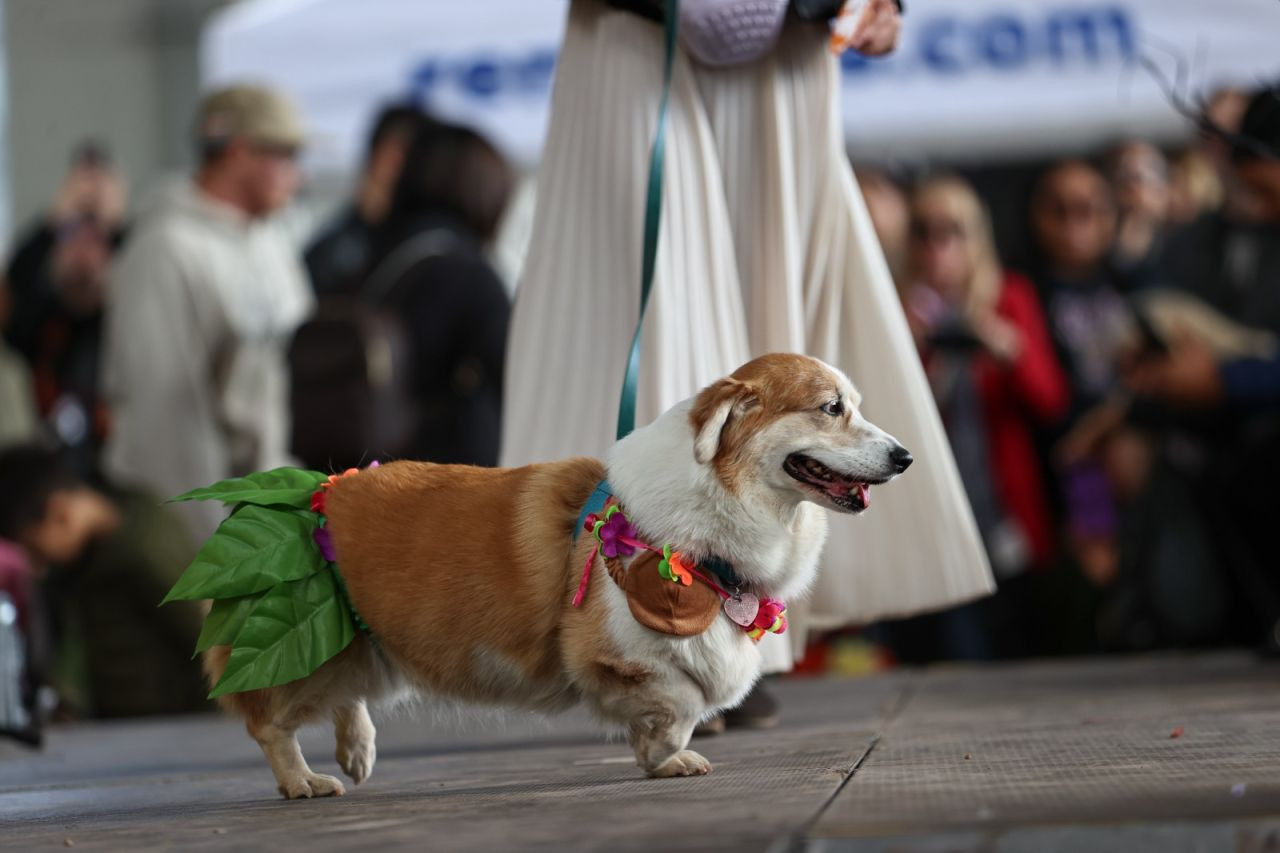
[890,445,913,473]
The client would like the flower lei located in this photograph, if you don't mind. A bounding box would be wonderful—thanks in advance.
[573,499,787,642]
[309,463,377,565]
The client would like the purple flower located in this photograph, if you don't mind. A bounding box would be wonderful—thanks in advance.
[598,511,638,559]
[314,526,337,562]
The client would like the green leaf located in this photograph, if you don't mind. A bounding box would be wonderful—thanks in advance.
[163,505,325,603]
[194,595,256,656]
[170,467,329,509]
[209,568,355,697]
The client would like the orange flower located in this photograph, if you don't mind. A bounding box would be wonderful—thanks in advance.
[668,552,694,586]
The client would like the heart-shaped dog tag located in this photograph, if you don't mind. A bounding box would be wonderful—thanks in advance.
[724,592,760,627]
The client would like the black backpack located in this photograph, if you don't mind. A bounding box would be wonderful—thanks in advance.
[289,230,456,471]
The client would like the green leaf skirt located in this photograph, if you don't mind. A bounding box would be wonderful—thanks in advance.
[163,467,366,698]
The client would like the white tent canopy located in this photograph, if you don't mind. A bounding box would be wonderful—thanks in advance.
[203,0,1280,173]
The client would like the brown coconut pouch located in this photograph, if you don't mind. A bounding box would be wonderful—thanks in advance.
[605,551,723,636]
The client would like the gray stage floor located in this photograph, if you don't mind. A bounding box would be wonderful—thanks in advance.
[2,653,1279,851]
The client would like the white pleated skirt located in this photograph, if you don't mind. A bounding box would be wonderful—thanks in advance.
[502,0,993,670]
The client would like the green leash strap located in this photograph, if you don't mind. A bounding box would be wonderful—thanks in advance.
[617,0,679,440]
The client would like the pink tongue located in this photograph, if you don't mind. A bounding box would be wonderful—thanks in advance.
[855,483,870,506]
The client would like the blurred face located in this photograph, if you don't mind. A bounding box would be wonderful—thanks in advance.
[23,490,95,565]
[909,198,971,301]
[226,139,301,217]
[1033,164,1116,276]
[1111,144,1169,219]
[1202,89,1251,163]
[51,223,112,316]
[1235,159,1280,221]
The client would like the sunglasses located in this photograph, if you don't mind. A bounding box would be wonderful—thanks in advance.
[1041,197,1111,223]
[910,219,965,244]
[250,142,300,161]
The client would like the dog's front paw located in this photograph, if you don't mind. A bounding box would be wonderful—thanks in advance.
[337,737,376,784]
[647,750,713,778]
[278,772,346,799]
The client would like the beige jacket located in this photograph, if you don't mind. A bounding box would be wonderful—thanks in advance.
[102,180,313,539]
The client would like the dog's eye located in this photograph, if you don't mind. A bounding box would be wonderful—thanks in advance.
[821,399,844,417]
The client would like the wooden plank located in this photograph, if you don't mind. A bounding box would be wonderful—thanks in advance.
[0,676,899,851]
[811,653,1280,844]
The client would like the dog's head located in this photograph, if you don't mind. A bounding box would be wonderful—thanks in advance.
[689,354,911,514]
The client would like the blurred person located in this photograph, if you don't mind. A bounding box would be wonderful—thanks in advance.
[3,143,126,476]
[857,167,910,283]
[1028,160,1132,587]
[1129,87,1280,418]
[886,176,1068,659]
[101,85,313,541]
[305,104,428,296]
[0,284,39,448]
[1160,87,1280,337]
[1167,149,1223,225]
[904,176,1069,577]
[1106,141,1170,290]
[372,121,513,465]
[1200,86,1268,223]
[1030,160,1129,409]
[0,533,40,744]
[0,444,205,718]
[290,120,513,470]
[1057,87,1280,652]
[503,0,991,732]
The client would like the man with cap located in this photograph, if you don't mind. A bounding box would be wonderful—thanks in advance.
[100,84,314,540]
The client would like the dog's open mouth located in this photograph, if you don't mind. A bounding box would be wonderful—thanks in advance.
[784,453,878,512]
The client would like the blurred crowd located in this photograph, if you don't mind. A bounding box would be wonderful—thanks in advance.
[1,78,1278,738]
[855,85,1280,666]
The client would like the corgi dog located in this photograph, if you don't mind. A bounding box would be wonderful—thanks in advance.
[204,353,912,798]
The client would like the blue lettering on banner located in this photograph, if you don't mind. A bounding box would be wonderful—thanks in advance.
[404,5,1137,106]
[842,5,1136,79]
[410,49,557,103]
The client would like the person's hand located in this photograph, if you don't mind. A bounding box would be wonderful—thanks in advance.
[1054,397,1129,468]
[1125,329,1223,407]
[902,283,944,349]
[845,0,901,57]
[973,313,1022,364]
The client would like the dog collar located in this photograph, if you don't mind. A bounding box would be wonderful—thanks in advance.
[572,479,787,641]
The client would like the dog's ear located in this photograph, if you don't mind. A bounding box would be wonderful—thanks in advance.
[690,378,759,464]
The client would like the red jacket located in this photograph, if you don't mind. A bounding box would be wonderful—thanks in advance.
[973,272,1070,567]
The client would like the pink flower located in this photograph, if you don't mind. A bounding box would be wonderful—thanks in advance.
[598,511,638,559]
[753,599,787,633]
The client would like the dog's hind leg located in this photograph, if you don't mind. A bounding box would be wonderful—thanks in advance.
[208,652,345,799]
[334,698,376,785]
[249,714,346,799]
